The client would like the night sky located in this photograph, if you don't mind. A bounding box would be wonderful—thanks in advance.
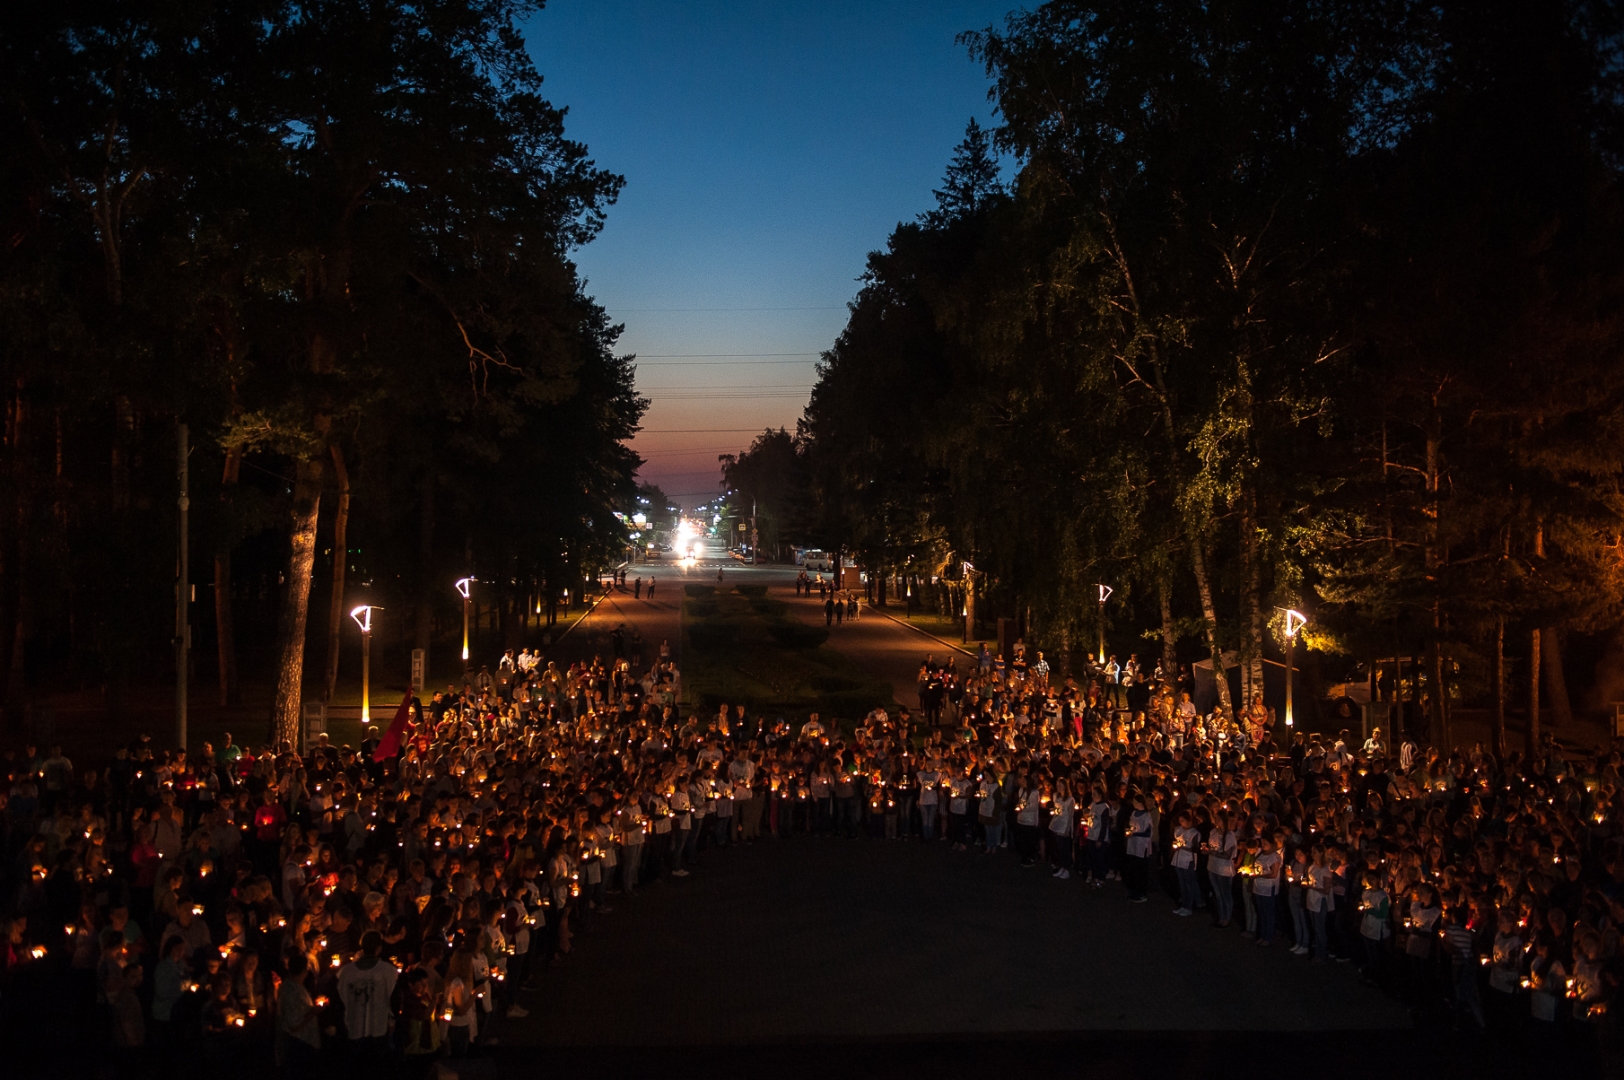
[524,0,1012,506]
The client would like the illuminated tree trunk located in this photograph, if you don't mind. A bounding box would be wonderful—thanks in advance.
[1190,539,1233,719]
[270,456,324,747]
[1240,490,1264,706]
[1541,626,1572,727]
[1158,576,1179,682]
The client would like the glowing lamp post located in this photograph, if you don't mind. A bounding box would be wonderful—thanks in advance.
[1096,584,1114,660]
[456,577,475,670]
[350,605,379,724]
[1284,608,1307,728]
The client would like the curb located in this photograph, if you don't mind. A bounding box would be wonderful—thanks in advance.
[867,604,977,658]
[550,587,614,646]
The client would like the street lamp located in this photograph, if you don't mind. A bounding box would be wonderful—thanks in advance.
[350,605,379,724]
[1096,584,1114,660]
[455,577,475,670]
[1283,608,1308,728]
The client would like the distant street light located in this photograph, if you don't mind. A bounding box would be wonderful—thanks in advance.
[1097,583,1114,659]
[456,577,475,670]
[350,605,380,724]
[1284,608,1308,728]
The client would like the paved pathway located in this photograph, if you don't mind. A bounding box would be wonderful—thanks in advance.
[685,556,957,713]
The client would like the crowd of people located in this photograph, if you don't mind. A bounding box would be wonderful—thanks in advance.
[1,588,1621,1075]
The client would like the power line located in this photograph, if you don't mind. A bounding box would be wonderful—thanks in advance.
[636,428,772,433]
[635,359,814,366]
[635,352,820,357]
[611,306,845,312]
[635,445,753,453]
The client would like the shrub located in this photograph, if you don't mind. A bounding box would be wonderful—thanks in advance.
[683,599,719,618]
[748,596,787,617]
[734,583,768,598]
[683,584,716,598]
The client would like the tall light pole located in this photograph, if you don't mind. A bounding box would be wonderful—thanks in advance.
[1284,608,1308,729]
[750,496,758,566]
[963,561,975,642]
[456,577,475,671]
[350,605,378,724]
[1096,583,1114,660]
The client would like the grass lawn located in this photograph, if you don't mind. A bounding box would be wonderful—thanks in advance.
[681,585,895,721]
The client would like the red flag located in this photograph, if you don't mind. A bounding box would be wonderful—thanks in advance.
[373,692,415,762]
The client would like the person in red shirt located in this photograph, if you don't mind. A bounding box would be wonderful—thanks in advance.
[252,794,287,876]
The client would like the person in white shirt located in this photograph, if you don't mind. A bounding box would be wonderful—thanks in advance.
[1123,793,1154,901]
[1252,834,1282,945]
[1204,815,1238,927]
[916,761,941,841]
[1047,779,1076,879]
[1170,811,1202,915]
[335,930,399,1050]
[1304,846,1334,961]
[1084,789,1113,886]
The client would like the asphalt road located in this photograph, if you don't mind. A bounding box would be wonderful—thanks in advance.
[508,835,1408,1048]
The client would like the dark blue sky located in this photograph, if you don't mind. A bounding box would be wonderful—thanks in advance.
[523,0,1015,505]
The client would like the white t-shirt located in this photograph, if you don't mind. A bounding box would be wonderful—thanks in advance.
[336,958,399,1039]
[1171,826,1200,869]
[917,771,939,807]
[1048,796,1076,836]
[1125,810,1153,857]
[1252,851,1282,896]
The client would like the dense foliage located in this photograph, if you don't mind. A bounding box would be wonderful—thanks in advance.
[0,0,645,741]
[722,0,1624,750]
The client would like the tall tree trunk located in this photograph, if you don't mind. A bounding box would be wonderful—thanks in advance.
[1190,538,1234,719]
[1105,223,1231,721]
[415,472,435,656]
[111,395,133,510]
[269,456,324,747]
[1,381,27,726]
[1527,628,1541,755]
[1491,615,1506,759]
[1424,400,1447,747]
[215,445,242,706]
[1541,626,1572,727]
[1528,522,1544,754]
[323,444,350,703]
[1240,490,1264,706]
[1158,576,1178,682]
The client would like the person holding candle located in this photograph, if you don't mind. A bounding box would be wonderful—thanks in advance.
[1304,846,1334,963]
[1204,814,1238,928]
[1252,833,1282,946]
[443,945,478,1056]
[1048,778,1076,879]
[1170,811,1202,916]
[1084,786,1113,887]
[277,950,322,1070]
[1123,792,1154,902]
